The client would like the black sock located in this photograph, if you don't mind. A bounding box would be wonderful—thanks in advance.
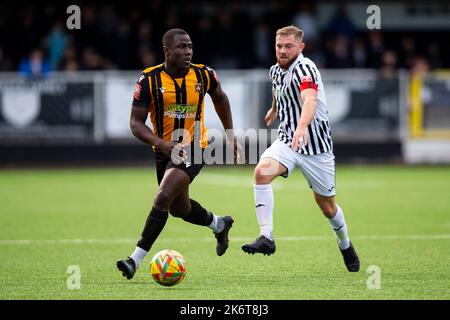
[137,207,168,251]
[183,199,213,226]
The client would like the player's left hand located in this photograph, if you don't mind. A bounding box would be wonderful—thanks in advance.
[292,126,308,152]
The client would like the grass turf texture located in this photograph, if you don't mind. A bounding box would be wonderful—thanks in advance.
[0,165,449,300]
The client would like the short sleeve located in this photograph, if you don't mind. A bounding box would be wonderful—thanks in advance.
[132,73,151,108]
[296,64,318,92]
[269,65,276,81]
[269,65,278,89]
[205,66,219,94]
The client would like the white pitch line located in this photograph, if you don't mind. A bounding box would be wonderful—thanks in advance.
[0,234,449,245]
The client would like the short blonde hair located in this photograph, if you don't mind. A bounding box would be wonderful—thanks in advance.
[276,25,304,42]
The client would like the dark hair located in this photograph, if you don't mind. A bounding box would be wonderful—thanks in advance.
[162,28,188,48]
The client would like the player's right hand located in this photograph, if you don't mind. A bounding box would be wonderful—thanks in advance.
[265,108,277,126]
[156,140,187,163]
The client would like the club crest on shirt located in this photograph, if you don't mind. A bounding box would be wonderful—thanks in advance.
[159,86,165,93]
[195,82,202,93]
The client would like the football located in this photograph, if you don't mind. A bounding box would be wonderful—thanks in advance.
[150,249,187,286]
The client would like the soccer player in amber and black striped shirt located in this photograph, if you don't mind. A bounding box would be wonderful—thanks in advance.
[117,29,244,280]
[241,26,360,272]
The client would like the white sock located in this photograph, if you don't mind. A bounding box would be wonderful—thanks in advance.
[130,246,148,269]
[254,184,274,241]
[328,205,350,250]
[208,214,225,233]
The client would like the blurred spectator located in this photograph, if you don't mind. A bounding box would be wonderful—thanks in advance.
[16,6,42,63]
[137,21,154,53]
[0,46,13,71]
[293,3,319,44]
[44,20,69,69]
[98,5,120,63]
[138,48,156,69]
[213,10,238,69]
[254,20,271,68]
[306,42,326,69]
[113,20,134,69]
[164,6,180,31]
[291,4,323,67]
[18,49,51,77]
[80,48,104,71]
[63,58,79,72]
[194,15,215,66]
[98,5,118,38]
[42,2,56,29]
[233,1,254,69]
[379,50,398,79]
[326,1,356,40]
[398,36,416,69]
[367,31,384,68]
[352,37,367,68]
[266,0,293,38]
[74,5,102,53]
[58,44,78,71]
[410,56,430,77]
[327,35,352,68]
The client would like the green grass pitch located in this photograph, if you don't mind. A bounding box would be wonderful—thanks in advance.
[0,165,449,300]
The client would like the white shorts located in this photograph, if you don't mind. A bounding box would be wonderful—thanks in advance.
[260,139,336,197]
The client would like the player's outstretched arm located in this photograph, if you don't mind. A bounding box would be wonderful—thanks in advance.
[209,82,245,164]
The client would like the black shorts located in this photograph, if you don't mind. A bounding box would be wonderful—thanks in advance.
[155,148,205,185]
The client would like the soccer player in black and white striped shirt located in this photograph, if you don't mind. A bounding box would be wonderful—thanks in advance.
[242,26,360,272]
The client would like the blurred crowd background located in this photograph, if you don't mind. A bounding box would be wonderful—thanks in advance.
[0,0,449,77]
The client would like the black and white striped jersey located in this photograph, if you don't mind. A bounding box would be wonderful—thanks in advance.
[270,53,333,155]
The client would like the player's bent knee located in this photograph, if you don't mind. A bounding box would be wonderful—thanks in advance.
[315,197,337,218]
[153,189,174,210]
[321,207,336,218]
[254,166,274,185]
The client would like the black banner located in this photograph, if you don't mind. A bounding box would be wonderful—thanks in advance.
[330,77,400,142]
[0,79,94,143]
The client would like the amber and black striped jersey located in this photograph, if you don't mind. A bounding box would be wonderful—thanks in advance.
[132,63,219,148]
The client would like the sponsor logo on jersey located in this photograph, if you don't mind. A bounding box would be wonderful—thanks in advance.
[275,87,289,98]
[164,104,198,119]
[133,83,142,100]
